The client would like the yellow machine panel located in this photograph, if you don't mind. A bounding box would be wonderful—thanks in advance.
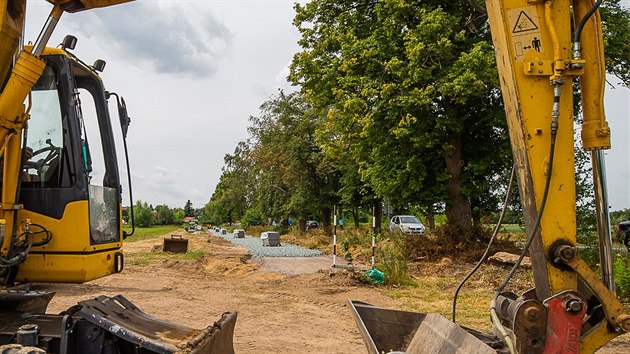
[14,201,122,283]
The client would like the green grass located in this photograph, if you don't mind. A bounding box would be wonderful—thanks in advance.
[387,278,496,331]
[123,225,180,242]
[129,250,206,266]
[184,250,205,260]
[496,224,525,233]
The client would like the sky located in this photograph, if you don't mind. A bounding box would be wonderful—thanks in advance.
[23,0,629,211]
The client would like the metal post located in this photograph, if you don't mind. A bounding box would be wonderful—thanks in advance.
[592,150,615,291]
[372,206,376,268]
[333,205,337,267]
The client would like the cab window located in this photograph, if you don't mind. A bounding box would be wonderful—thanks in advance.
[24,66,66,187]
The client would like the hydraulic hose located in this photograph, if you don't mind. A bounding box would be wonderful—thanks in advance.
[573,0,604,60]
[452,163,516,323]
[490,83,562,352]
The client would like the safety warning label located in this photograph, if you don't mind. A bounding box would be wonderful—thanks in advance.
[507,7,544,61]
[512,11,538,33]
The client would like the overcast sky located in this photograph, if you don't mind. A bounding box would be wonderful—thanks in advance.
[24,0,628,211]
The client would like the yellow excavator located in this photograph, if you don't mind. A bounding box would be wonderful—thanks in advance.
[0,1,236,353]
[349,0,628,353]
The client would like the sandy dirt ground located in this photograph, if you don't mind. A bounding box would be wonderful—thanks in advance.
[38,232,400,353]
[35,231,630,353]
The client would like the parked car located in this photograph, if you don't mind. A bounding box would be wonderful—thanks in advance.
[306,220,319,230]
[389,215,425,235]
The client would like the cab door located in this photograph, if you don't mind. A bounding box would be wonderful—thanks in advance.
[15,53,123,283]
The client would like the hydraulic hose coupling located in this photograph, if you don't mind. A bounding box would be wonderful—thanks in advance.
[23,219,30,235]
[550,84,562,136]
[572,42,581,62]
[571,42,584,69]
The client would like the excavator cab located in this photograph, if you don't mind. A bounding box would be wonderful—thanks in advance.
[0,2,237,353]
[11,46,124,284]
[0,42,238,354]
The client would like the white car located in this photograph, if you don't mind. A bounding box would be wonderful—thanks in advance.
[389,215,425,235]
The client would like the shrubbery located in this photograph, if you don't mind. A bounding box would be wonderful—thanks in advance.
[241,208,265,228]
[614,254,630,301]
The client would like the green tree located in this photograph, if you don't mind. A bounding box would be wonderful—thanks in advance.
[612,209,630,223]
[204,167,249,225]
[600,1,630,86]
[184,200,195,218]
[134,200,155,227]
[154,204,175,225]
[290,0,509,233]
[241,208,265,228]
[173,208,184,222]
[248,92,340,233]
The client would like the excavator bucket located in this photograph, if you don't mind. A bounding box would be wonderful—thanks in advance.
[0,290,237,354]
[77,295,237,354]
[348,300,500,354]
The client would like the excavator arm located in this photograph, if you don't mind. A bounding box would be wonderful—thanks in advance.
[486,0,627,352]
[0,1,130,88]
[349,1,628,353]
[46,0,131,12]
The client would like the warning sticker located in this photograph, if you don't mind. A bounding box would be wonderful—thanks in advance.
[507,6,544,61]
[512,11,538,33]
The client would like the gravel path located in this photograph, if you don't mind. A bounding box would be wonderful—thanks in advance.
[209,230,322,258]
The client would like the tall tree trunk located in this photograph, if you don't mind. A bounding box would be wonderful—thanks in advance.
[321,206,332,236]
[353,208,360,228]
[427,203,435,229]
[472,206,482,227]
[443,133,472,231]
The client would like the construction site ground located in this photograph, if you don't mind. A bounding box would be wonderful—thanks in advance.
[38,230,629,353]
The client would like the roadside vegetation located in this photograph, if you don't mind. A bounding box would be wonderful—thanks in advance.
[123,225,180,242]
[232,222,630,303]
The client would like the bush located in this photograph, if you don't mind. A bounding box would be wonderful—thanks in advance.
[134,201,155,227]
[578,247,600,269]
[403,224,520,262]
[614,254,630,301]
[377,234,415,287]
[241,208,265,228]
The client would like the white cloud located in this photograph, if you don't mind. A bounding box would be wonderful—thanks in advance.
[65,2,232,77]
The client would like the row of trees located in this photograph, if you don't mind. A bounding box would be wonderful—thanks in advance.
[205,1,629,238]
[126,200,199,228]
